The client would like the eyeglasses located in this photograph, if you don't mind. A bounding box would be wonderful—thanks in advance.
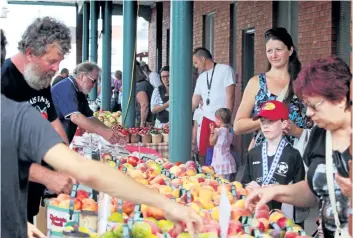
[304,99,324,112]
[86,75,98,84]
[161,76,169,79]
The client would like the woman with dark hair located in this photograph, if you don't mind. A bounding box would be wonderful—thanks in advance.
[151,66,170,128]
[246,56,352,238]
[234,27,312,148]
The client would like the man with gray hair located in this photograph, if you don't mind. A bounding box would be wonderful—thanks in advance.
[51,61,122,144]
[1,16,73,223]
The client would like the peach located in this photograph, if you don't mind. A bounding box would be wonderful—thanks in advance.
[199,198,215,210]
[57,194,70,201]
[82,198,98,212]
[233,199,246,209]
[284,231,299,238]
[58,199,70,209]
[202,166,215,176]
[158,185,173,195]
[231,208,252,221]
[185,168,197,176]
[163,162,174,170]
[255,209,270,220]
[185,161,197,169]
[170,166,182,175]
[50,198,60,206]
[228,220,243,235]
[122,201,134,215]
[150,176,167,185]
[269,211,285,223]
[199,187,214,200]
[211,207,219,221]
[128,169,145,179]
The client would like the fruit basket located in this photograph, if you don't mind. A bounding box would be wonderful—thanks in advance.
[139,127,152,143]
[162,124,169,143]
[129,128,140,143]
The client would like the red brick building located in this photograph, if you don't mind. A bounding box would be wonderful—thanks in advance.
[148,1,352,156]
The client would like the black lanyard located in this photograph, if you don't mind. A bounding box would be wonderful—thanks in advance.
[206,62,217,105]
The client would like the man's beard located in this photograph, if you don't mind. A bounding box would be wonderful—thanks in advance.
[23,63,55,90]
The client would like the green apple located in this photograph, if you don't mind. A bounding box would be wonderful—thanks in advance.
[157,219,174,233]
[108,212,123,223]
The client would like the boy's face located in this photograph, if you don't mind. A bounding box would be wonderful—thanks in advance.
[260,118,288,140]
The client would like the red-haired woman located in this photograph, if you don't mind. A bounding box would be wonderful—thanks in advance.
[245,56,352,238]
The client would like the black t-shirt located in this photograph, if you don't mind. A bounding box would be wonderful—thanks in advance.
[1,95,62,238]
[242,144,305,210]
[136,80,154,123]
[304,126,351,235]
[1,59,58,122]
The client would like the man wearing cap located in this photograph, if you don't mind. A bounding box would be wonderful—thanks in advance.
[241,100,305,212]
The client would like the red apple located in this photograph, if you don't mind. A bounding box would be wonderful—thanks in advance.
[127,156,139,167]
[76,190,89,201]
[119,157,127,164]
[74,198,82,210]
[174,162,182,166]
[284,231,299,238]
[255,209,270,220]
[101,153,113,161]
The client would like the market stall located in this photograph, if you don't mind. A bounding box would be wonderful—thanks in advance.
[42,131,310,238]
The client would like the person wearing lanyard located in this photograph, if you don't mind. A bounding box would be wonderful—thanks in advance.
[192,47,235,163]
[51,61,121,144]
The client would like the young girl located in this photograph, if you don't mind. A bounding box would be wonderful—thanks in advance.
[209,108,236,181]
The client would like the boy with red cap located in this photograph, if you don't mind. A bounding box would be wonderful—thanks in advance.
[241,100,305,211]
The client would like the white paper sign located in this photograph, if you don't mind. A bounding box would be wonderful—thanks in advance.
[219,185,231,238]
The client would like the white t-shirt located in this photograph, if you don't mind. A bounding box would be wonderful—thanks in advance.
[149,72,162,88]
[194,63,235,121]
[151,87,169,128]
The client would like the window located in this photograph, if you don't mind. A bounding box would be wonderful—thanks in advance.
[203,13,215,55]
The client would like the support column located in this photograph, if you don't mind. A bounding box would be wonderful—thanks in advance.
[82,1,89,62]
[122,0,137,128]
[76,5,83,65]
[101,0,112,111]
[169,1,193,163]
[89,0,99,101]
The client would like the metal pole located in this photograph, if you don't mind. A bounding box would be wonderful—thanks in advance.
[89,0,98,101]
[101,0,112,111]
[169,1,193,162]
[122,0,137,128]
[82,1,89,62]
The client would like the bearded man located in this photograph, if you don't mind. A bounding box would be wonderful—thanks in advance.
[1,17,74,223]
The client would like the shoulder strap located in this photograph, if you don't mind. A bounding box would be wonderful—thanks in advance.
[325,130,343,231]
[276,84,289,102]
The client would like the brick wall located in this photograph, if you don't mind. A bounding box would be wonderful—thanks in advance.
[298,1,334,66]
[162,1,170,66]
[193,1,231,64]
[148,7,157,71]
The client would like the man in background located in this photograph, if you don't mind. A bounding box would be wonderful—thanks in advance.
[52,67,69,86]
[51,61,122,144]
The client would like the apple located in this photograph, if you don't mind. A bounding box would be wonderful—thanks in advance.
[202,166,215,176]
[127,156,139,167]
[119,157,127,164]
[131,221,158,238]
[157,219,174,233]
[231,208,252,221]
[150,176,167,185]
[101,153,113,161]
[174,162,182,166]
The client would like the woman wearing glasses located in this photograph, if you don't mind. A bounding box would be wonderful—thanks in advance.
[151,66,170,128]
[233,27,312,149]
[246,56,352,238]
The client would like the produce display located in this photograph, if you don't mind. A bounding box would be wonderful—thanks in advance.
[94,110,122,128]
[96,153,311,238]
[46,147,310,238]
